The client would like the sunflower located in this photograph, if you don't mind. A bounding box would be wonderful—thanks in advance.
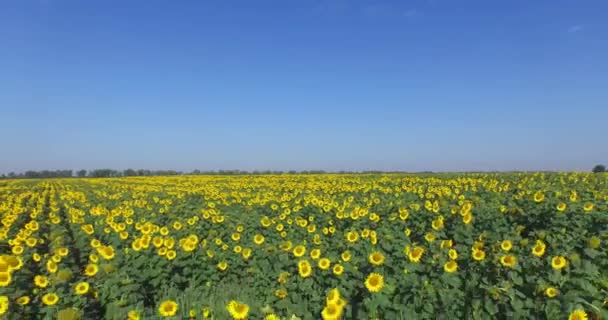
[424,232,436,243]
[588,236,601,249]
[0,272,10,287]
[556,202,567,212]
[318,258,331,270]
[242,248,252,260]
[84,264,99,277]
[583,202,594,212]
[10,245,22,255]
[47,260,58,273]
[368,251,385,266]
[310,249,321,260]
[217,261,228,271]
[551,256,567,270]
[462,212,473,224]
[274,288,288,299]
[98,246,115,260]
[34,275,49,288]
[277,272,289,284]
[364,272,384,293]
[298,260,312,278]
[545,287,558,298]
[444,261,458,273]
[17,296,30,305]
[346,231,359,243]
[90,239,101,248]
[128,310,141,320]
[58,247,69,256]
[166,250,177,260]
[0,296,7,315]
[500,240,513,251]
[265,314,280,320]
[431,217,444,230]
[293,245,306,257]
[448,249,458,260]
[472,249,486,261]
[533,191,545,203]
[341,251,352,262]
[407,246,425,263]
[42,293,59,306]
[500,255,517,268]
[158,300,178,317]
[568,310,588,320]
[440,240,453,249]
[74,281,90,295]
[332,264,344,276]
[326,288,341,305]
[532,240,546,257]
[321,303,342,320]
[226,300,249,320]
[253,234,265,245]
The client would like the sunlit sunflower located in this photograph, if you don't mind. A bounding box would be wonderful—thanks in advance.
[533,191,545,203]
[545,287,559,298]
[298,259,312,278]
[293,245,306,257]
[318,258,331,270]
[532,240,546,257]
[321,303,342,320]
[551,256,567,270]
[128,310,141,320]
[158,300,178,317]
[34,275,49,288]
[568,309,588,320]
[472,249,486,261]
[84,264,99,277]
[253,234,265,245]
[42,293,59,306]
[332,264,344,276]
[0,272,10,287]
[341,251,352,262]
[448,249,458,260]
[364,272,384,293]
[326,288,341,305]
[226,300,249,320]
[346,231,359,243]
[444,261,458,273]
[16,296,30,305]
[368,251,385,266]
[407,246,425,263]
[74,281,90,295]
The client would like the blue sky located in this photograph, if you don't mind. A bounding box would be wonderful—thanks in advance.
[1,0,607,173]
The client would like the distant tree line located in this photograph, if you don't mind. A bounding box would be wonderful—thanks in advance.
[3,166,603,179]
[0,169,339,179]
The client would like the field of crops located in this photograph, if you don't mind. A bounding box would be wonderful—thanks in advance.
[0,173,607,319]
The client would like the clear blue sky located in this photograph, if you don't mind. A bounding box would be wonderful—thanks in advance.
[1,0,607,173]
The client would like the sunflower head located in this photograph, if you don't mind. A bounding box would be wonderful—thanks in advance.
[365,272,385,293]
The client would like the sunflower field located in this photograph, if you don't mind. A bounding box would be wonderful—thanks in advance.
[0,173,607,320]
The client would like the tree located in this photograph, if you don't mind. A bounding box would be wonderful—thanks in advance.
[592,164,606,173]
[123,169,137,176]
[77,170,87,177]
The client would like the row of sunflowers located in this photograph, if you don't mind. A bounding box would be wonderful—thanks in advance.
[0,173,607,319]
